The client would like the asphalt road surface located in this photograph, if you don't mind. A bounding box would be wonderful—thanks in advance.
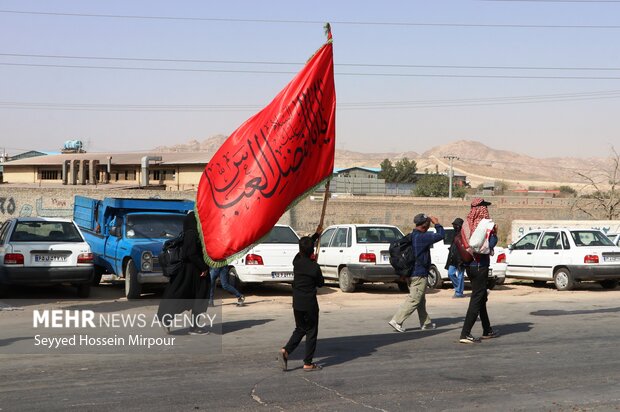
[1,281,620,411]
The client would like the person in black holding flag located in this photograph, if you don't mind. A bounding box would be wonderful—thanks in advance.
[157,211,210,335]
[278,225,324,372]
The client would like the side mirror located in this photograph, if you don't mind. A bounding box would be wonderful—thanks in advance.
[508,244,514,250]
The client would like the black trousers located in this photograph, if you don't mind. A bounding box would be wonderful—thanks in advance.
[460,265,492,338]
[284,308,319,365]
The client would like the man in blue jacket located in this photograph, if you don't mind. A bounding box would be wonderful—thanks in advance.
[389,213,445,333]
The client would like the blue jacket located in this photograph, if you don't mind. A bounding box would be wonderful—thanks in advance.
[464,233,498,267]
[411,224,445,277]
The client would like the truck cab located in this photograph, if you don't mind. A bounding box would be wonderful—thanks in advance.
[73,196,194,299]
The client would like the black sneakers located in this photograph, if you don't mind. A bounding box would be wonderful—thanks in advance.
[481,329,500,339]
[459,335,481,344]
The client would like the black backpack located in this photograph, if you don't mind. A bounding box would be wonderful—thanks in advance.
[389,233,416,276]
[158,233,185,278]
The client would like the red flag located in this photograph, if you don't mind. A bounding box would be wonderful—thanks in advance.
[196,35,335,266]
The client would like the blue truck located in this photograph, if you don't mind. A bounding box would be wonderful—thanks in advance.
[73,196,194,299]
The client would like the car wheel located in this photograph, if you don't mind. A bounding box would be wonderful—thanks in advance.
[124,259,142,299]
[76,283,91,298]
[599,279,618,289]
[426,265,443,289]
[228,267,245,292]
[92,266,104,286]
[397,281,409,293]
[553,268,574,291]
[495,277,505,285]
[338,267,356,293]
[487,277,497,290]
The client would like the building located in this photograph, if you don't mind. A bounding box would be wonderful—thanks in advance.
[0,152,211,190]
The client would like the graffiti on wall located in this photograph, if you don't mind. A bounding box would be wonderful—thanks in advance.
[0,196,73,220]
[0,197,17,215]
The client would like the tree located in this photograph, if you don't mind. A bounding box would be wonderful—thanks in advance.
[557,185,577,197]
[379,157,417,183]
[494,180,509,195]
[414,173,466,198]
[573,147,620,219]
[394,158,418,183]
[378,159,396,182]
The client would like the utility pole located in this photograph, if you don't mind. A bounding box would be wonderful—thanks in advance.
[444,155,459,198]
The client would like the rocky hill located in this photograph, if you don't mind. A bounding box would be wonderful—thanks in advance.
[154,136,610,188]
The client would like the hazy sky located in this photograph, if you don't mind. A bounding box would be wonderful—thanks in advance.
[1,1,619,158]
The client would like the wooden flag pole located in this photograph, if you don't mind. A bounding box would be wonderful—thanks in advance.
[315,179,331,258]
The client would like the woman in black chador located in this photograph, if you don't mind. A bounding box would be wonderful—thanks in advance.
[157,211,210,335]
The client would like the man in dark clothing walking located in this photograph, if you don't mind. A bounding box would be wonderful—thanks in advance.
[459,198,500,344]
[278,226,324,371]
[446,218,466,298]
[389,213,445,333]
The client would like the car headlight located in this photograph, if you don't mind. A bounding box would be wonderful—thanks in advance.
[141,251,153,272]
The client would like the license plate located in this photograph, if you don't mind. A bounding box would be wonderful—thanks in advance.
[271,272,293,279]
[380,253,390,263]
[34,254,67,262]
[487,268,493,277]
[604,256,620,262]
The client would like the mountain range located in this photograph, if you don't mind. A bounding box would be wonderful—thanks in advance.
[154,136,610,188]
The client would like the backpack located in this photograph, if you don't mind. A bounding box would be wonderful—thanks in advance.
[389,233,416,276]
[158,232,185,278]
[454,230,474,264]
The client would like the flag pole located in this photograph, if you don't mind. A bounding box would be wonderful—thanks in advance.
[315,179,331,258]
[314,22,333,260]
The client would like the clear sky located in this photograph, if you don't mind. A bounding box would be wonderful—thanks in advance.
[1,0,619,158]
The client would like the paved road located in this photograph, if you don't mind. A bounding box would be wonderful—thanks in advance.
[1,282,620,411]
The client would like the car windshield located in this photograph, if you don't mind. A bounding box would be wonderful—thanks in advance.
[356,226,403,244]
[125,214,185,239]
[10,221,83,242]
[261,226,299,244]
[570,230,615,247]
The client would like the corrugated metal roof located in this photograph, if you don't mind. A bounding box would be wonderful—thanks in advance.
[334,166,381,173]
[1,152,212,166]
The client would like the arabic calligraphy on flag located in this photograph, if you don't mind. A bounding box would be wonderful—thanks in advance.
[196,37,336,265]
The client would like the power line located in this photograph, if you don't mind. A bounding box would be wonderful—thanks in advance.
[2,52,620,71]
[3,61,620,79]
[1,9,620,29]
[1,89,620,112]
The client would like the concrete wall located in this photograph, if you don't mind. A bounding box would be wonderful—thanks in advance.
[5,166,36,183]
[0,187,594,245]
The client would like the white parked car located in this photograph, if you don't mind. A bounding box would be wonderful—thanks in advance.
[228,225,300,289]
[0,217,94,297]
[506,228,620,290]
[317,224,407,293]
[426,227,506,290]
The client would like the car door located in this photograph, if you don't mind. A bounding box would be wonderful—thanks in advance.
[531,231,565,280]
[104,216,124,274]
[317,227,337,279]
[507,232,541,278]
[431,228,452,280]
[318,227,349,279]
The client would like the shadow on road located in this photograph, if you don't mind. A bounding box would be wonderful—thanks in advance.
[0,336,31,347]
[221,318,275,335]
[310,320,534,368]
[530,307,620,317]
